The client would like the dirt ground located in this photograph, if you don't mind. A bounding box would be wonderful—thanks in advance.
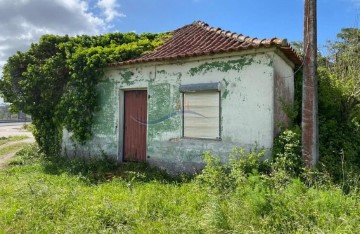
[0,122,34,138]
[0,122,35,168]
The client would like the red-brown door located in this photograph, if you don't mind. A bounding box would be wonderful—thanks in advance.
[124,90,147,162]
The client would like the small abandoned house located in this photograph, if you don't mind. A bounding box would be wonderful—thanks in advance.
[62,21,301,173]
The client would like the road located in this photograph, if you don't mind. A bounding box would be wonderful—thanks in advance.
[0,122,35,169]
[0,121,31,126]
[0,122,33,138]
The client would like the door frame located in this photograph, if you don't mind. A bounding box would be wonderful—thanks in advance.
[117,88,148,162]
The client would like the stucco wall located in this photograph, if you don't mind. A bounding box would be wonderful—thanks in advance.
[273,52,295,135]
[62,50,295,173]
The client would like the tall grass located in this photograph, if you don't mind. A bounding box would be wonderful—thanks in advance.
[0,135,29,146]
[0,142,31,158]
[1,146,360,233]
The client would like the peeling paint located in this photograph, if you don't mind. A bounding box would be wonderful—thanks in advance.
[157,69,166,74]
[188,57,254,76]
[222,90,229,99]
[147,83,180,141]
[222,78,230,99]
[119,70,135,86]
[62,52,294,174]
[93,80,116,135]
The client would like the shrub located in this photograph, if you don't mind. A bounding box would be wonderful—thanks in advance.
[3,144,360,232]
[198,148,271,192]
[196,151,229,192]
[9,144,41,166]
[229,147,270,176]
[272,126,303,177]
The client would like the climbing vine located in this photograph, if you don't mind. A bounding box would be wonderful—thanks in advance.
[0,32,170,157]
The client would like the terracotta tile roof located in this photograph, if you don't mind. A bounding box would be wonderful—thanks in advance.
[108,21,301,67]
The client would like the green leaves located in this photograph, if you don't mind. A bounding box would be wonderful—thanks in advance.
[325,28,360,124]
[272,127,303,177]
[317,28,360,180]
[0,32,171,157]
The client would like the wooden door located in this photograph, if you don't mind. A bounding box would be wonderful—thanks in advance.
[124,90,147,161]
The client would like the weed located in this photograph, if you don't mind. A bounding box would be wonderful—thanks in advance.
[0,135,29,146]
[196,151,229,193]
[2,144,360,233]
[22,123,35,133]
[272,126,303,177]
[9,144,42,166]
[229,147,271,175]
[0,142,31,157]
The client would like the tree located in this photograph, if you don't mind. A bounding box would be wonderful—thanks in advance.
[317,27,360,181]
[0,33,170,157]
[326,28,360,124]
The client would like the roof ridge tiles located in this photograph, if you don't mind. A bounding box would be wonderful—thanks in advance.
[108,20,301,67]
[193,20,290,48]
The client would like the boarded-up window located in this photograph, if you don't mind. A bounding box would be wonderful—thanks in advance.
[183,91,220,139]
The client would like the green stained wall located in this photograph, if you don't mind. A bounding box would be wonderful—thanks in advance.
[147,83,172,140]
[62,50,295,174]
[93,80,116,135]
[62,78,119,157]
[188,57,255,76]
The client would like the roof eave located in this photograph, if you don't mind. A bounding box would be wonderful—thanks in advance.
[107,45,301,68]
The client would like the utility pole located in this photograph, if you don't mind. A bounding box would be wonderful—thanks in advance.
[302,0,318,167]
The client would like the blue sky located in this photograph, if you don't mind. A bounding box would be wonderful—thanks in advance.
[0,0,360,103]
[115,0,360,53]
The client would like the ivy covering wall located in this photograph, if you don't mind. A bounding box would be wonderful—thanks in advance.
[0,32,170,157]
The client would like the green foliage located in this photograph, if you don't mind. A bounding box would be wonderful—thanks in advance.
[0,32,171,156]
[9,144,42,166]
[328,29,360,114]
[0,135,29,146]
[317,28,360,181]
[196,151,229,192]
[200,195,231,231]
[229,147,270,178]
[21,123,35,133]
[291,28,360,181]
[0,142,32,157]
[44,154,119,183]
[272,126,303,176]
[279,98,299,126]
[2,146,360,233]
[197,149,271,192]
[293,69,303,126]
[40,153,175,185]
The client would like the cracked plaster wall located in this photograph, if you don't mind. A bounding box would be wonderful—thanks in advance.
[62,51,295,173]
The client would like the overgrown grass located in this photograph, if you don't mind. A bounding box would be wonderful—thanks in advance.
[41,153,178,185]
[0,142,31,158]
[1,146,360,233]
[0,135,29,146]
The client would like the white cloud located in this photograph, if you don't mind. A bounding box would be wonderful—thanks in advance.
[97,0,126,22]
[0,0,126,93]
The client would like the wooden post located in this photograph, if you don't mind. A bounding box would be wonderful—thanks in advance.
[302,0,319,167]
